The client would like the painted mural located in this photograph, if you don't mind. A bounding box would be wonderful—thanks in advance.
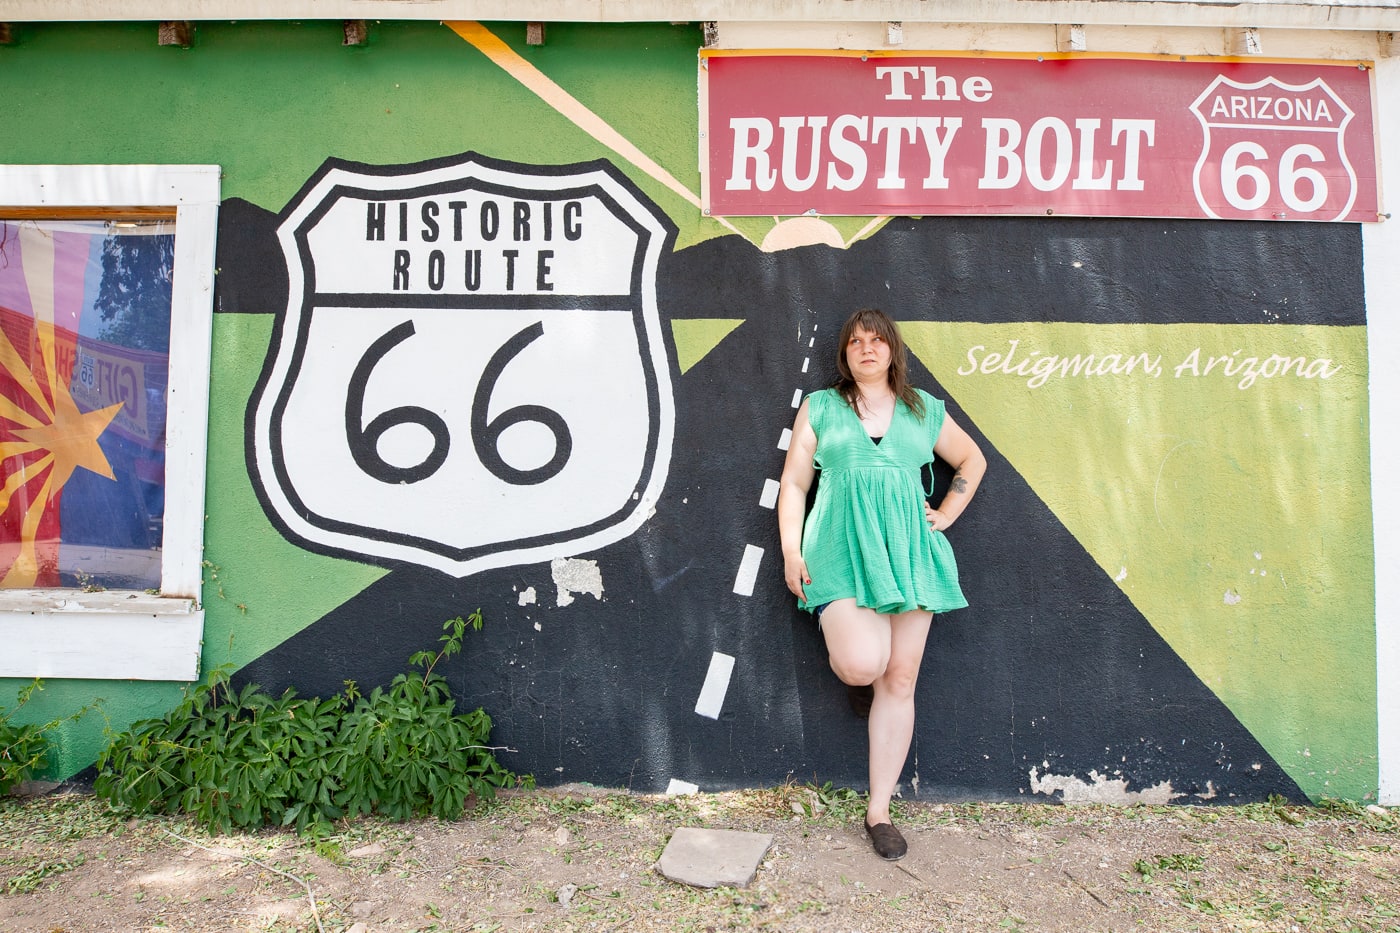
[0,19,1377,804]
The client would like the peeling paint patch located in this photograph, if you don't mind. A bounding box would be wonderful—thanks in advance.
[1029,767,1180,805]
[1223,588,1242,605]
[518,586,537,607]
[1114,566,1127,582]
[552,558,604,608]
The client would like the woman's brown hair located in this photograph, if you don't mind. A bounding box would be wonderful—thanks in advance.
[833,307,926,420]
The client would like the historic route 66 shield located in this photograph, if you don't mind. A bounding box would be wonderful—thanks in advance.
[249,154,676,577]
[1189,74,1357,222]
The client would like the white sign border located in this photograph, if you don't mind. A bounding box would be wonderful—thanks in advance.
[249,154,675,578]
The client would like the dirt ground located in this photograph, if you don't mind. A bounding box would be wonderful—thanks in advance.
[1,784,1397,933]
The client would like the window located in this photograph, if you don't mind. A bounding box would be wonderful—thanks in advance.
[0,166,219,681]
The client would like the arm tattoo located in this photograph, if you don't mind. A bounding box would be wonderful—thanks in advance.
[951,472,968,494]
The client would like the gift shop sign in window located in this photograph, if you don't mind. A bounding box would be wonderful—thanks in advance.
[700,51,1380,222]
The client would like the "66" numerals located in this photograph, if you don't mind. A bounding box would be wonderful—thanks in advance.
[1218,141,1330,214]
[346,320,573,487]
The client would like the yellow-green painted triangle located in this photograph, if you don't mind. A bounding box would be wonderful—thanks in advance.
[672,319,744,374]
[904,321,1376,800]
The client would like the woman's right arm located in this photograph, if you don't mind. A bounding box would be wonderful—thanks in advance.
[778,399,818,601]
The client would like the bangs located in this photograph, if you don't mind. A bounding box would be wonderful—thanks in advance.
[842,308,900,345]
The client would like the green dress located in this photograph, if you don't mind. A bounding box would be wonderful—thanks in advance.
[798,388,968,615]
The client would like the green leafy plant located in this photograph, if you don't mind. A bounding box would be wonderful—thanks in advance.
[1,681,50,795]
[0,680,95,796]
[770,778,870,825]
[95,614,530,834]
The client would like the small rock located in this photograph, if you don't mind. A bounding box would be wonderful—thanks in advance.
[554,826,571,846]
[557,882,577,908]
[348,843,386,858]
[346,924,369,933]
[350,901,374,918]
[1367,805,1389,817]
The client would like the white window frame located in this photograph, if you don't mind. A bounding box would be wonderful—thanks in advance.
[0,165,219,681]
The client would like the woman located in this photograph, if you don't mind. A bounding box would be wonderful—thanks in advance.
[778,307,985,861]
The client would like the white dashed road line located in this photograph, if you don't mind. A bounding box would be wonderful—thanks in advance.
[678,318,817,794]
[694,652,736,719]
[733,544,764,596]
[759,478,779,509]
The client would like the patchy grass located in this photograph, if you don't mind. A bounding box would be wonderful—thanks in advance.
[1,788,1397,933]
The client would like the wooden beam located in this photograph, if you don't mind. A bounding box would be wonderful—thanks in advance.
[526,21,545,45]
[158,20,193,48]
[1228,25,1263,54]
[343,19,367,45]
[0,206,178,220]
[1056,23,1087,51]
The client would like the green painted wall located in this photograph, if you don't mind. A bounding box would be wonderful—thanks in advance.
[1,18,719,776]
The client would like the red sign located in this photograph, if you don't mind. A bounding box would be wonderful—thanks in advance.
[700,52,1380,222]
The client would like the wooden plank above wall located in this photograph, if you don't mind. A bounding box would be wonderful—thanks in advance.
[0,0,1396,32]
[0,207,177,220]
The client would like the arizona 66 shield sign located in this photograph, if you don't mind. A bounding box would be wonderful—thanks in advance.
[250,154,676,576]
[1189,74,1359,221]
[701,52,1380,221]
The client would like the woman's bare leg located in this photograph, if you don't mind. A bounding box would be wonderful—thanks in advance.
[818,598,890,687]
[865,609,933,826]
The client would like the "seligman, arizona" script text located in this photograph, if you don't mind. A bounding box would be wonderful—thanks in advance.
[959,339,1341,390]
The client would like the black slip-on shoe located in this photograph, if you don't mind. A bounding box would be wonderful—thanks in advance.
[864,820,907,861]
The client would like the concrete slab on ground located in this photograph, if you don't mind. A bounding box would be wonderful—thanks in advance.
[656,826,774,888]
